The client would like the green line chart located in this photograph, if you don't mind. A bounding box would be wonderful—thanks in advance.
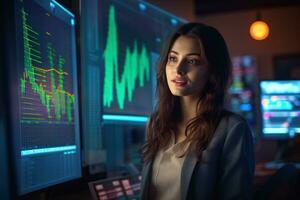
[19,8,75,124]
[102,5,151,110]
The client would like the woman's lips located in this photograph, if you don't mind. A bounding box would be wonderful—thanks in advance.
[172,78,188,87]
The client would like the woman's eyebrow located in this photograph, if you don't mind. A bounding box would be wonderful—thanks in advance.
[169,50,179,55]
[170,50,201,57]
[186,53,201,57]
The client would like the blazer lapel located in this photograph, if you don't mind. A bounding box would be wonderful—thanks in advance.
[181,149,198,200]
[140,160,153,200]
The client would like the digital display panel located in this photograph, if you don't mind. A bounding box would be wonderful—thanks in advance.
[99,0,186,122]
[260,80,300,138]
[228,55,258,127]
[10,0,81,194]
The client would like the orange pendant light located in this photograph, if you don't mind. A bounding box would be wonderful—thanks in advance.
[249,11,270,41]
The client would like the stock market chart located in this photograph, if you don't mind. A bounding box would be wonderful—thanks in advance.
[100,0,185,120]
[11,0,81,194]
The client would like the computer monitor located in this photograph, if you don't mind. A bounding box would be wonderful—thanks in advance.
[259,80,300,139]
[6,0,81,195]
[227,55,258,127]
[99,0,186,123]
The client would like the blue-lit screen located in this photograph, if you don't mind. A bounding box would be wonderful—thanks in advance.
[260,80,300,138]
[10,0,81,194]
[100,0,186,121]
[227,55,258,127]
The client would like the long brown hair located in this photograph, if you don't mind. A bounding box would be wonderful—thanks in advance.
[141,23,232,163]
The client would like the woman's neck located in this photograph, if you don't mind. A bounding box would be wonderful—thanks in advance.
[173,96,199,143]
[179,96,199,125]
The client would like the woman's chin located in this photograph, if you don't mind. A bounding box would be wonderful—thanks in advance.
[170,90,190,97]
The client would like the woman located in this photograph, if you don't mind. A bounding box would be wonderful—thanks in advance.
[140,23,255,200]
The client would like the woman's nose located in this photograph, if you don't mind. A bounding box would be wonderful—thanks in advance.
[175,59,187,75]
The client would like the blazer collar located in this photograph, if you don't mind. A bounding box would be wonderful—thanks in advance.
[140,160,153,200]
[181,148,198,200]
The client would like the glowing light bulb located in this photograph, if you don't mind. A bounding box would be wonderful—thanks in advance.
[249,20,270,40]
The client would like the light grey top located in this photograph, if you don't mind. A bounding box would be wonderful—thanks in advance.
[149,136,190,200]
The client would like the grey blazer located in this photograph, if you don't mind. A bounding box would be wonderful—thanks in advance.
[140,112,255,200]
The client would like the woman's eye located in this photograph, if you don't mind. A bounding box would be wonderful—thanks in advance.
[187,59,199,65]
[168,56,177,63]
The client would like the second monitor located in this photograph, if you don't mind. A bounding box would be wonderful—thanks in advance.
[259,80,300,139]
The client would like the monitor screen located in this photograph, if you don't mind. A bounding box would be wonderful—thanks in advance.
[9,0,81,194]
[227,55,258,127]
[260,80,300,139]
[99,0,186,122]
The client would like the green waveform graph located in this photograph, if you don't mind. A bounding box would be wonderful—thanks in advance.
[20,8,75,124]
[102,5,151,110]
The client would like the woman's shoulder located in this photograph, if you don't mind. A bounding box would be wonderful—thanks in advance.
[220,110,254,142]
[220,109,248,128]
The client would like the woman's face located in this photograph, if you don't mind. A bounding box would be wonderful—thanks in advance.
[165,35,208,98]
